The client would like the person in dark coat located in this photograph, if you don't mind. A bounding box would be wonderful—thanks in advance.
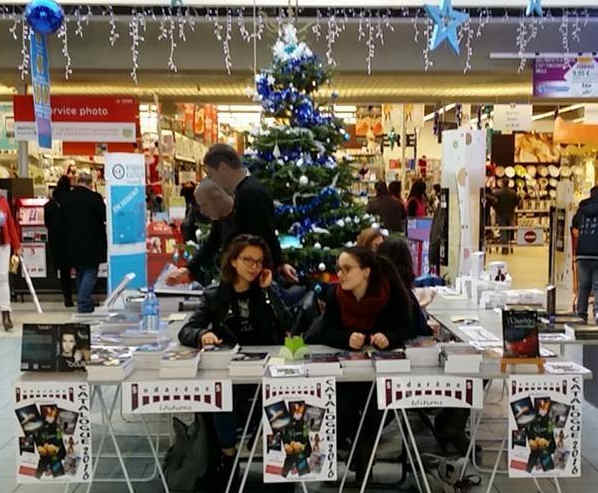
[44,175,73,307]
[367,181,406,233]
[491,180,520,254]
[61,172,107,313]
[178,234,290,490]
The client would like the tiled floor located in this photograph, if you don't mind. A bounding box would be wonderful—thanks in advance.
[2,291,598,492]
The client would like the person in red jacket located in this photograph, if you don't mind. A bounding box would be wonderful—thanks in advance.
[0,196,21,330]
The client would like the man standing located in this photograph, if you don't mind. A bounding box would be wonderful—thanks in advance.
[62,172,107,313]
[491,180,520,255]
[168,144,297,285]
[367,181,406,233]
[572,186,598,322]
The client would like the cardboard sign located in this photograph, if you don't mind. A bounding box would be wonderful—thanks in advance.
[14,382,92,483]
[509,375,583,478]
[262,377,337,483]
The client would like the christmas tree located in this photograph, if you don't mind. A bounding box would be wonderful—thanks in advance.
[243,24,375,278]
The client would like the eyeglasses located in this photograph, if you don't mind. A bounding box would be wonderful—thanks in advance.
[239,256,264,268]
[337,264,359,275]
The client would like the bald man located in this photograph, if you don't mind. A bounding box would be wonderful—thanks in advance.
[167,178,234,285]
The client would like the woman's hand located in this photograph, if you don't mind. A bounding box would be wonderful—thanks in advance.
[259,268,273,288]
[370,332,390,349]
[200,331,222,347]
[349,332,366,350]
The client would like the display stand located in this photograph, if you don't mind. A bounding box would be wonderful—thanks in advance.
[500,357,545,373]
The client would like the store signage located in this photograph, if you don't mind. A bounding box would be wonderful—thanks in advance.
[262,377,337,483]
[493,104,533,132]
[13,95,137,142]
[105,153,147,292]
[377,376,484,409]
[14,381,92,483]
[21,243,47,278]
[29,33,52,149]
[508,375,582,478]
[517,227,544,246]
[0,103,17,150]
[122,380,233,414]
[534,57,598,98]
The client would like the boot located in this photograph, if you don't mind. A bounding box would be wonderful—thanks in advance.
[2,311,13,330]
[64,297,74,308]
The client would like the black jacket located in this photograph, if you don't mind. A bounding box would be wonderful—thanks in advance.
[61,186,107,268]
[320,284,418,350]
[226,175,282,267]
[491,188,520,221]
[367,196,406,233]
[178,282,291,348]
[44,188,69,268]
[573,196,598,259]
[187,215,235,284]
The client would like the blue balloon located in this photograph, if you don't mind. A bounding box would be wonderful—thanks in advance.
[25,0,64,35]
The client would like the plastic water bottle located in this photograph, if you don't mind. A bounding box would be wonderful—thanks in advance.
[142,287,160,332]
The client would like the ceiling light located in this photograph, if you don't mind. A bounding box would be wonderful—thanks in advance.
[423,104,456,122]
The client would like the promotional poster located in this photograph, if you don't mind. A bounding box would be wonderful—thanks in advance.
[508,375,583,478]
[262,377,337,483]
[14,382,92,483]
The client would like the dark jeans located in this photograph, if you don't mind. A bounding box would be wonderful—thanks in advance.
[212,384,260,450]
[497,215,514,252]
[576,259,598,321]
[59,265,73,303]
[76,265,98,313]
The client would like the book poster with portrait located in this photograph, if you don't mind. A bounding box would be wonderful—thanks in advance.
[14,382,92,483]
[508,375,583,478]
[262,377,336,483]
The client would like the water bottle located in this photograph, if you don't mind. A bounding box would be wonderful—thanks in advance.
[142,287,160,332]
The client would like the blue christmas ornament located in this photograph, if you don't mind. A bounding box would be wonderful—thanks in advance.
[424,0,469,55]
[25,0,64,34]
[525,0,542,16]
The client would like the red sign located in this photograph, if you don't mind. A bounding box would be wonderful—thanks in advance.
[524,230,537,243]
[13,95,138,142]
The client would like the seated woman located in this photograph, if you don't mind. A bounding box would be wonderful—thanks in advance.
[355,227,385,252]
[320,247,418,481]
[178,234,291,489]
[377,237,435,342]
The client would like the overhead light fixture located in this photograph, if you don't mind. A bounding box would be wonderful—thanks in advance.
[423,104,456,122]
[531,104,584,121]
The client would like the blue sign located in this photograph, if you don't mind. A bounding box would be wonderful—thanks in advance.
[30,32,52,149]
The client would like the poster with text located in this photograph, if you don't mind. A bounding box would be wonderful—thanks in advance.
[262,377,337,483]
[14,382,92,483]
[508,375,583,478]
[21,243,47,278]
[377,375,483,409]
[122,380,233,414]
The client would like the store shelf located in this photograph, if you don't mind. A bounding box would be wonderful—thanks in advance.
[516,209,551,214]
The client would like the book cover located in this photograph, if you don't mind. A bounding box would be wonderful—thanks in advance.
[88,345,133,367]
[502,309,540,358]
[230,352,270,364]
[306,353,340,364]
[372,351,407,360]
[338,351,371,362]
[161,348,201,362]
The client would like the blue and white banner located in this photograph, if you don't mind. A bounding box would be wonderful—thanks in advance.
[29,32,52,149]
[105,153,147,292]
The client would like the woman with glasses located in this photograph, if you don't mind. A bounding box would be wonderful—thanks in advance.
[178,234,291,490]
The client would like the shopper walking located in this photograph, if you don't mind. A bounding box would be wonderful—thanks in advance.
[44,175,74,307]
[406,179,428,217]
[61,172,107,313]
[366,181,406,232]
[0,195,21,330]
[491,180,520,255]
[572,186,598,322]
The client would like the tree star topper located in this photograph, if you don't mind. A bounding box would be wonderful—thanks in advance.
[526,0,543,16]
[424,0,470,55]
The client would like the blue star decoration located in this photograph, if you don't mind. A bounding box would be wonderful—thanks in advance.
[424,0,470,55]
[526,0,543,17]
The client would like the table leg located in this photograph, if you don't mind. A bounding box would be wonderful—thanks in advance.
[553,478,562,493]
[300,481,309,493]
[339,381,375,493]
[226,384,262,493]
[400,409,432,493]
[139,414,169,493]
[393,409,423,493]
[484,436,505,493]
[96,385,135,493]
[239,420,262,493]
[460,408,484,481]
[359,408,388,493]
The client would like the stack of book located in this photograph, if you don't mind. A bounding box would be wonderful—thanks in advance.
[303,353,342,376]
[337,351,372,369]
[159,346,201,379]
[372,351,410,373]
[199,344,240,370]
[86,345,134,381]
[405,345,441,367]
[228,352,270,377]
[133,341,171,370]
[439,344,483,373]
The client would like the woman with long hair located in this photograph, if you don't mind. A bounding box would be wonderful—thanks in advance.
[407,179,428,217]
[178,234,291,490]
